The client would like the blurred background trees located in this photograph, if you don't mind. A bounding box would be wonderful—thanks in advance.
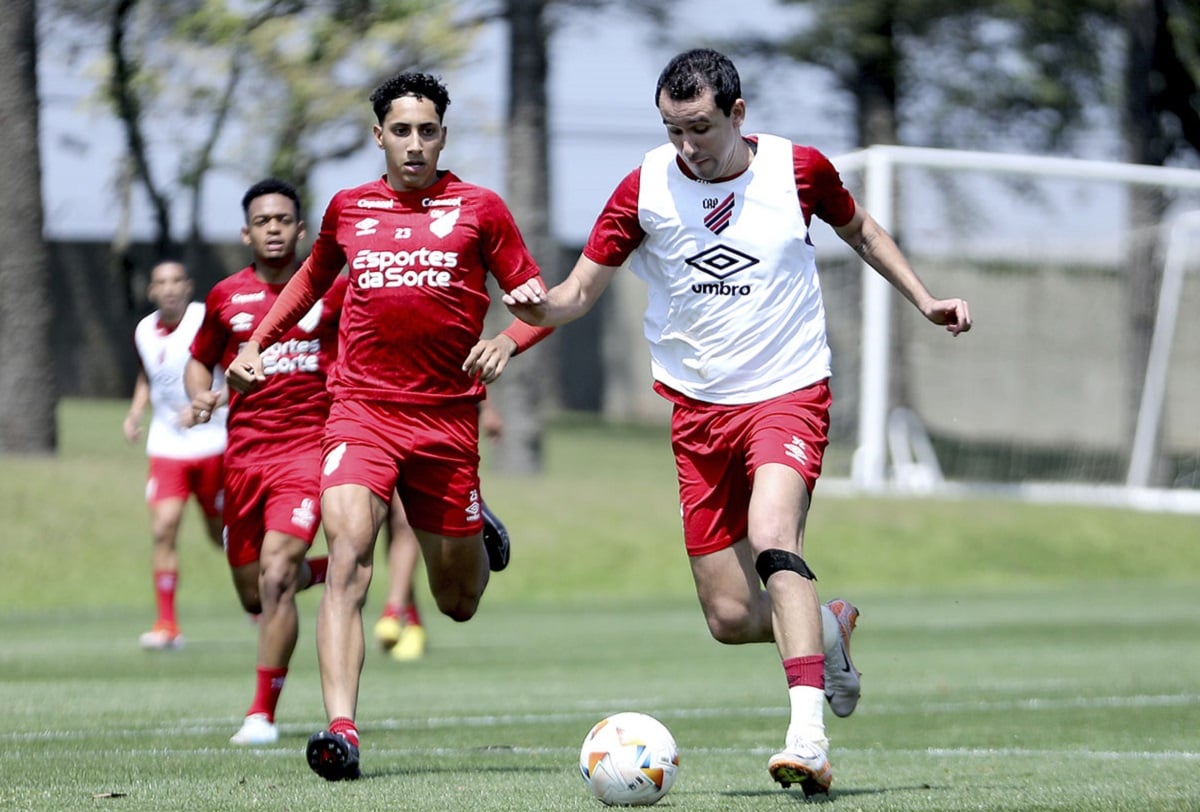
[6,0,1198,467]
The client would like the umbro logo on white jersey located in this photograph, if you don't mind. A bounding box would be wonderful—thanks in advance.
[355,217,380,236]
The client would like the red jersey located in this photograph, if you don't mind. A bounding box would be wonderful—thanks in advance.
[584,141,856,267]
[191,266,347,465]
[250,173,542,405]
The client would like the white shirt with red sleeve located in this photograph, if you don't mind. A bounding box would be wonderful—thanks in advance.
[584,135,857,406]
[258,173,542,407]
[134,302,227,459]
[190,267,346,466]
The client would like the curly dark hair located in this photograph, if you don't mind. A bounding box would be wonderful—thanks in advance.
[370,72,451,123]
[241,178,301,222]
[655,48,742,116]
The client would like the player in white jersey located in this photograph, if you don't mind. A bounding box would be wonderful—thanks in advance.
[124,260,227,650]
[500,49,972,797]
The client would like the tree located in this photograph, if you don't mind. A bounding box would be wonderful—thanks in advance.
[0,0,57,453]
[462,0,674,475]
[45,0,467,246]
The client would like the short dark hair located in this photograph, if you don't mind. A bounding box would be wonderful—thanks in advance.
[655,48,742,116]
[241,178,301,222]
[370,72,451,123]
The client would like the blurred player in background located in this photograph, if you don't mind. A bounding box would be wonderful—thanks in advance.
[187,178,345,746]
[124,260,226,651]
[373,395,505,661]
[501,48,972,797]
[225,71,549,781]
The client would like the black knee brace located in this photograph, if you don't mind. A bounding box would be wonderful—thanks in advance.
[755,549,817,586]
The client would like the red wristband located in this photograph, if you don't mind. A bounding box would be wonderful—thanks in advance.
[500,319,554,355]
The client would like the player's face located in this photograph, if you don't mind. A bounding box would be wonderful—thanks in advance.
[374,94,447,192]
[658,87,747,181]
[147,262,192,321]
[242,193,303,269]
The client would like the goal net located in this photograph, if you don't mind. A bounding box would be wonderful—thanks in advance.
[815,146,1200,513]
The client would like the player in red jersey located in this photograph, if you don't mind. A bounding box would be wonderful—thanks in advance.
[224,72,550,780]
[125,260,226,651]
[503,49,972,797]
[186,178,344,747]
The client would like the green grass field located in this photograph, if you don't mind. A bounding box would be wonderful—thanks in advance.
[1,400,1198,811]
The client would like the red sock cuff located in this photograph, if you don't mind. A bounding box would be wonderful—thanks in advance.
[330,716,359,747]
[783,654,825,690]
[403,603,422,626]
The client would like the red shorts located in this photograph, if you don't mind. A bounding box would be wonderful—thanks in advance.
[321,398,482,537]
[223,454,322,568]
[669,381,831,557]
[146,454,224,517]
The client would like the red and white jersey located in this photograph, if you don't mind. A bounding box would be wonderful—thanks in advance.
[133,302,227,459]
[252,173,541,406]
[584,135,857,405]
[191,266,347,465]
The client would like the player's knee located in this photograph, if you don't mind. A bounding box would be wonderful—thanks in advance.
[236,588,261,615]
[434,591,480,623]
[754,548,816,587]
[701,599,756,644]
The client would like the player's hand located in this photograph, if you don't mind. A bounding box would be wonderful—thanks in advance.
[226,344,266,393]
[463,335,518,384]
[122,413,143,443]
[925,297,972,336]
[501,279,549,324]
[188,390,221,425]
[479,398,504,441]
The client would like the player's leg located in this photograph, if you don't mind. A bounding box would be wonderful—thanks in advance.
[306,481,386,780]
[402,400,492,620]
[192,452,225,551]
[415,526,488,622]
[374,493,426,659]
[140,457,189,649]
[688,542,773,643]
[230,529,310,746]
[746,463,834,795]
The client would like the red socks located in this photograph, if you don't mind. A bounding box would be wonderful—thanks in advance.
[247,666,288,721]
[153,570,178,626]
[381,602,422,626]
[783,654,825,690]
[330,716,359,747]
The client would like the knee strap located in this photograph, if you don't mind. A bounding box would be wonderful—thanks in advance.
[755,549,817,586]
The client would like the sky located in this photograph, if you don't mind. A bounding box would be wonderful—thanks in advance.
[37,0,835,244]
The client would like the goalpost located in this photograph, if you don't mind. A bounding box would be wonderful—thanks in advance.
[824,145,1200,513]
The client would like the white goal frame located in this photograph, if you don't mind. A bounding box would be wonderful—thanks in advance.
[831,145,1200,514]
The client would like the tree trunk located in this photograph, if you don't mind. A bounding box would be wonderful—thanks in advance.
[0,0,58,454]
[495,0,556,475]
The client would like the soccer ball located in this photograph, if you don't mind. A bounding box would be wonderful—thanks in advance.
[579,712,679,806]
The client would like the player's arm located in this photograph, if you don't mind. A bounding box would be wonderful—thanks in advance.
[833,208,972,336]
[123,372,150,442]
[184,357,224,425]
[463,316,555,383]
[502,254,620,327]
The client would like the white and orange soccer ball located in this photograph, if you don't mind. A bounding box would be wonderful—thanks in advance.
[579,712,679,806]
